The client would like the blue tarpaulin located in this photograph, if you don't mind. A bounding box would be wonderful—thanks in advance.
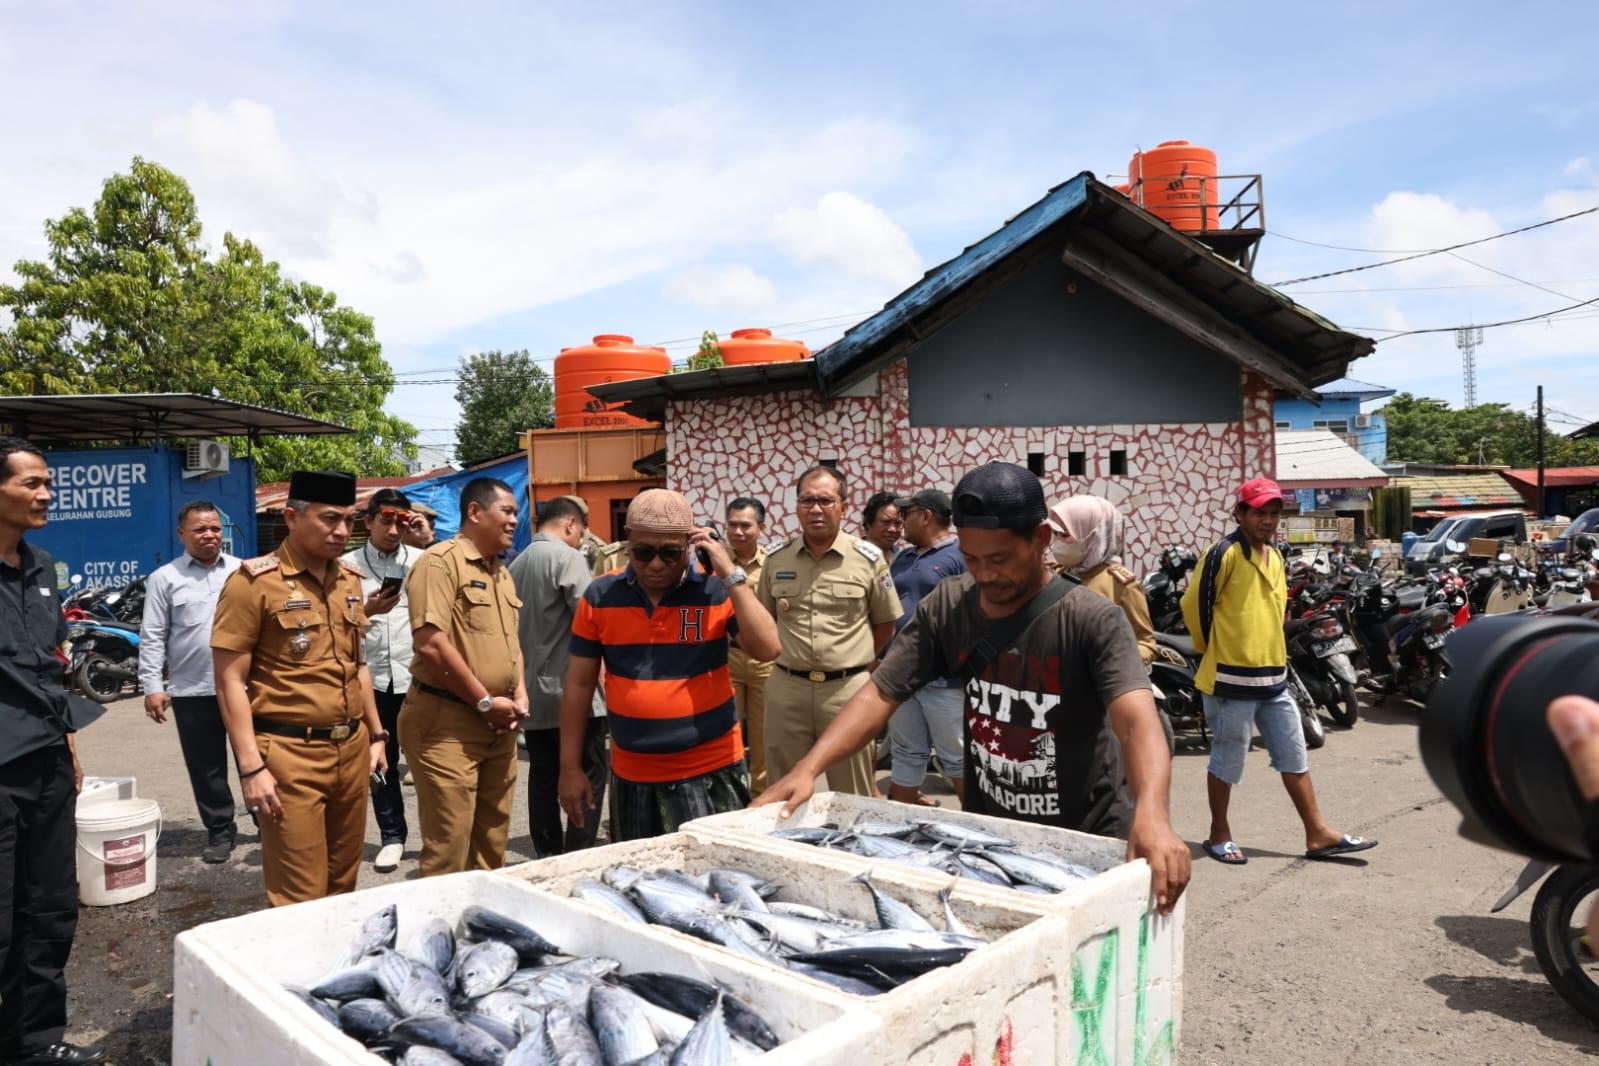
[401,454,532,552]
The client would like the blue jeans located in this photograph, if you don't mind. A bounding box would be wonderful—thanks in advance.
[888,684,965,789]
[1203,689,1308,786]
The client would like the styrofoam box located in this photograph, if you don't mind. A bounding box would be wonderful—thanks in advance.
[685,794,1187,1066]
[501,830,1155,1065]
[172,870,880,1065]
[77,775,136,808]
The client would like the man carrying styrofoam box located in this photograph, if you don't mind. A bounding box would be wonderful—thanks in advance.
[754,461,1191,915]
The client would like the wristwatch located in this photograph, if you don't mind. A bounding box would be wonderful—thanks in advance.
[475,694,494,714]
[725,566,749,587]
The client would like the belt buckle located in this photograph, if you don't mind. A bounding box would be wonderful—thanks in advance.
[808,670,827,683]
[329,723,352,741]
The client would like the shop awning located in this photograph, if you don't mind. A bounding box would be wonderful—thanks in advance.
[0,393,352,445]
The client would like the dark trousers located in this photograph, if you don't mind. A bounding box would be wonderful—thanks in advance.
[372,688,407,845]
[525,717,609,858]
[0,741,79,1057]
[170,695,237,843]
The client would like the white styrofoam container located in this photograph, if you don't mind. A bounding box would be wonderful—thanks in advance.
[77,774,137,808]
[684,794,1187,1066]
[502,830,1153,1065]
[172,870,880,1065]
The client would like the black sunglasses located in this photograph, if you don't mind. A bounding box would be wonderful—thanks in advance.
[630,544,686,565]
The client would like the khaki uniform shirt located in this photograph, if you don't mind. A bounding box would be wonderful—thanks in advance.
[1079,562,1157,666]
[406,535,523,696]
[590,540,631,578]
[579,528,607,570]
[757,532,902,672]
[728,546,772,685]
[210,541,369,726]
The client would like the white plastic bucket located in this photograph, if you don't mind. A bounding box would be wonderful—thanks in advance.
[76,797,161,906]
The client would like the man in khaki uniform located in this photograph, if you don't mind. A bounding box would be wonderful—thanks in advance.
[758,467,901,795]
[590,538,630,577]
[212,471,388,907]
[401,476,529,876]
[725,496,773,791]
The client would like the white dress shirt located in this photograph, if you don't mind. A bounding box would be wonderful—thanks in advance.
[137,553,241,697]
[341,540,421,694]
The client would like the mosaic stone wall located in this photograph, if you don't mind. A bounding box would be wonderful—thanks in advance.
[668,361,1277,572]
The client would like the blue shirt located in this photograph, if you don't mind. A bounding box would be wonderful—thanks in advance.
[889,535,966,686]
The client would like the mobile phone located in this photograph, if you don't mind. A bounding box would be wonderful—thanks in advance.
[696,524,723,570]
[370,770,386,789]
[379,576,404,596]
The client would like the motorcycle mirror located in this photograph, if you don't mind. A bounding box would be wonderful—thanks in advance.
[1446,540,1467,554]
[1371,548,1382,559]
[1497,552,1514,563]
[70,574,83,586]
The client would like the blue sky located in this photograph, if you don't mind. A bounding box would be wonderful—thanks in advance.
[3,2,1597,456]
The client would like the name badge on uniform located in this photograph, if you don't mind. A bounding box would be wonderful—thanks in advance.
[775,571,797,580]
[283,598,312,611]
[346,594,362,604]
[470,580,487,589]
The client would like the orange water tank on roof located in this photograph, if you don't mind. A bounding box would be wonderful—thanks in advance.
[1128,140,1219,232]
[717,328,812,365]
[553,334,671,429]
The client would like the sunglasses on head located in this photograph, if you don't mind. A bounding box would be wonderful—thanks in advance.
[630,544,687,565]
[375,508,416,526]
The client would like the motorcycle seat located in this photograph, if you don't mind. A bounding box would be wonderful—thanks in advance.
[1284,617,1316,637]
[1395,587,1427,610]
[1155,631,1199,658]
[1385,613,1417,635]
[92,619,140,633]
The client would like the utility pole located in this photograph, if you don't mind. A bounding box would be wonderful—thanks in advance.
[1536,385,1546,517]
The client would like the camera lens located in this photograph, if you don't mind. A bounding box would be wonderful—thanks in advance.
[1419,615,1599,863]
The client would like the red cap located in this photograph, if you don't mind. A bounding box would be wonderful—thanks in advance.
[1237,477,1285,509]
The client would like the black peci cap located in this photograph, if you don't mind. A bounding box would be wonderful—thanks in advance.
[288,470,357,507]
[952,462,1047,530]
[893,489,953,521]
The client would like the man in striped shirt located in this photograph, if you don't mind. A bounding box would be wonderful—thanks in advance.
[557,490,780,842]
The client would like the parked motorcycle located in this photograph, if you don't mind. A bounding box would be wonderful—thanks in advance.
[1492,860,1599,1023]
[1285,601,1361,728]
[1143,547,1197,634]
[1151,631,1207,749]
[61,573,146,703]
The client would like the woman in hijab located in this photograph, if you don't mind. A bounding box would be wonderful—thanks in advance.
[1048,494,1157,665]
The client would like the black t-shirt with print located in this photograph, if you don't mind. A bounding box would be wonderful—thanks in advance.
[873,574,1150,837]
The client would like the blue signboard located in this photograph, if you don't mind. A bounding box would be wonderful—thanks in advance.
[33,446,257,591]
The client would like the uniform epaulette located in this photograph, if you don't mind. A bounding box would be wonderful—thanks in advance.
[853,538,883,563]
[775,536,799,552]
[1109,564,1137,586]
[240,556,280,577]
[337,557,365,577]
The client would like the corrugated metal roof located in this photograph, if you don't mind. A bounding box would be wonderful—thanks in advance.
[1313,377,1396,400]
[256,468,454,514]
[1501,466,1599,489]
[1275,430,1388,484]
[1392,473,1523,510]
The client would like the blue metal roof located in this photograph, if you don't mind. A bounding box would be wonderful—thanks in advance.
[1314,377,1396,401]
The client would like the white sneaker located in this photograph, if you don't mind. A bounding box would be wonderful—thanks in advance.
[374,843,404,873]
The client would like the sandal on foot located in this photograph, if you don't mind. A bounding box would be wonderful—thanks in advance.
[1305,834,1377,860]
[1203,840,1247,865]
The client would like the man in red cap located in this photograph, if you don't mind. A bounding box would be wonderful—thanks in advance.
[1181,477,1377,865]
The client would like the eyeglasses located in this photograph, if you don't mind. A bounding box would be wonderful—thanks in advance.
[629,544,687,565]
[797,496,840,510]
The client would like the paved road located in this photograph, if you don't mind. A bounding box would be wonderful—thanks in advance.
[59,692,1597,1063]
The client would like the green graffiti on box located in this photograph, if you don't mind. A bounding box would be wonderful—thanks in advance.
[1070,913,1173,1066]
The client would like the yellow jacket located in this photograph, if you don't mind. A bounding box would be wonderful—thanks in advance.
[1180,531,1288,698]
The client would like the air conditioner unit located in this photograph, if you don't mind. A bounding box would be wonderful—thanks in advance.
[1354,414,1373,429]
[183,440,230,479]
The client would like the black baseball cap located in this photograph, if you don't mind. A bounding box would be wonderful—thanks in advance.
[893,489,953,521]
[952,462,1048,530]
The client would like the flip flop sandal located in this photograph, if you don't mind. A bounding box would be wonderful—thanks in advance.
[1305,834,1378,860]
[1203,840,1247,865]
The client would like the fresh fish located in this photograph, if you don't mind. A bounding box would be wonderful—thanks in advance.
[655,868,713,893]
[670,993,732,1066]
[786,961,884,996]
[503,1015,556,1066]
[533,956,622,981]
[852,870,934,932]
[392,964,452,1017]
[513,969,603,1015]
[951,850,1013,887]
[464,1010,520,1050]
[708,869,769,913]
[376,949,422,999]
[389,1013,509,1066]
[337,997,400,1044]
[766,901,866,928]
[914,819,1016,849]
[285,987,341,1026]
[307,958,382,1002]
[471,989,532,1032]
[343,903,399,965]
[407,916,457,973]
[601,864,648,893]
[787,938,978,976]
[840,834,929,861]
[457,939,520,998]
[1013,882,1055,895]
[616,986,694,1047]
[460,906,563,963]
[616,973,779,1052]
[590,985,660,1065]
[570,877,647,923]
[544,1003,605,1065]
[402,1049,468,1066]
[939,887,976,938]
[977,848,1090,893]
[847,815,919,838]
[728,908,835,955]
[769,826,835,844]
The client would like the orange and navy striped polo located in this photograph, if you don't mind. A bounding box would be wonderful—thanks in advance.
[569,563,744,783]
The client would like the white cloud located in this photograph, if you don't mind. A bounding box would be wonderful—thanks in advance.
[663,264,777,312]
[769,191,923,288]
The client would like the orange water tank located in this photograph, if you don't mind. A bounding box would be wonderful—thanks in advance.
[717,328,812,365]
[553,334,671,429]
[1128,140,1219,232]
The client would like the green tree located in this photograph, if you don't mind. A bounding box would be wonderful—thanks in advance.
[452,349,553,463]
[0,157,416,481]
[1383,392,1599,467]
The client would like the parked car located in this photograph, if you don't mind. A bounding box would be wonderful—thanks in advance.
[1541,507,1599,558]
[1406,510,1528,574]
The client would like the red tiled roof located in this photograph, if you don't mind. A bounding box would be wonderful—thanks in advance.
[255,468,455,513]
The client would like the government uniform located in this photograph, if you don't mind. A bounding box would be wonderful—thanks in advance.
[210,540,372,907]
[727,545,772,792]
[400,535,523,876]
[757,532,901,795]
[590,540,630,578]
[1078,561,1157,665]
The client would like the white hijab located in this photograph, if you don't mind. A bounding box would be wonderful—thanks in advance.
[1048,494,1124,575]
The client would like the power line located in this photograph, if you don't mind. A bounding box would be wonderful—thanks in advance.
[1294,278,1599,295]
[1445,251,1585,304]
[1270,204,1599,287]
[1362,294,1599,341]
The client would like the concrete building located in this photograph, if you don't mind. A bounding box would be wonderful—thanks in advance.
[1272,377,1396,465]
[589,174,1373,568]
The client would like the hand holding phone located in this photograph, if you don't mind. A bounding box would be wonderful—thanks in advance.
[379,575,404,596]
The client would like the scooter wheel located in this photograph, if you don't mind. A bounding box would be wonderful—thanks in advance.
[1329,679,1360,728]
[1530,864,1599,1024]
[75,653,125,704]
